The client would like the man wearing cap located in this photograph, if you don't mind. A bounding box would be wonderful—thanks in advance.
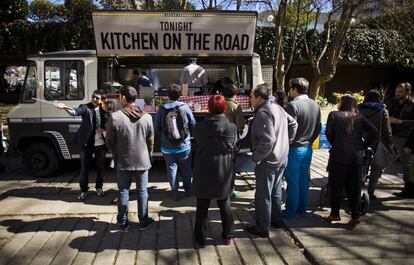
[180,58,208,95]
[283,77,321,220]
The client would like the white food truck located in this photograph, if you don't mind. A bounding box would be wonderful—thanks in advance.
[7,10,263,177]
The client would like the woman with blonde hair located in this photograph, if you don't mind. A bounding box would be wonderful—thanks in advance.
[323,94,378,225]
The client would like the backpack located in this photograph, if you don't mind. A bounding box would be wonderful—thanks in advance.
[162,105,190,143]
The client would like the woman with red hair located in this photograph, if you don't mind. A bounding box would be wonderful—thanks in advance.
[192,95,238,246]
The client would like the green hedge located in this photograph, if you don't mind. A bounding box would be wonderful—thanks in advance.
[255,26,411,67]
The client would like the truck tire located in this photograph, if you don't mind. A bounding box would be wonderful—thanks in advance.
[23,143,59,178]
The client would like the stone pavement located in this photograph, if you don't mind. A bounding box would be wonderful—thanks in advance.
[0,150,413,265]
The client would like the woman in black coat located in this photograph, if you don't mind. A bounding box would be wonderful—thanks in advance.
[323,95,378,225]
[192,94,238,246]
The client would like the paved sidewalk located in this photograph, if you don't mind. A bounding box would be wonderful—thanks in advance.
[0,150,413,265]
[0,157,308,265]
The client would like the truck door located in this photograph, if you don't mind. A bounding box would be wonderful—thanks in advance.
[40,59,88,159]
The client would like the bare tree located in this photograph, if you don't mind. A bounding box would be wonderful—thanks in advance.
[305,0,366,98]
[246,0,310,91]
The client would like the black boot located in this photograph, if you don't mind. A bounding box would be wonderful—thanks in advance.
[393,181,414,198]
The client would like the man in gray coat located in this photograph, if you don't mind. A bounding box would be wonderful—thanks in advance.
[246,83,297,238]
[106,86,155,231]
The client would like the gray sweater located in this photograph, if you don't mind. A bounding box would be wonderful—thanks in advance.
[106,110,154,171]
[251,101,298,167]
[286,95,321,147]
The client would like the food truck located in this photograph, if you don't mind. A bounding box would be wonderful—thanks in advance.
[7,10,263,177]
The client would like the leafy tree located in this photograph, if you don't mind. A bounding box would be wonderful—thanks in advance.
[362,3,414,68]
[0,0,29,24]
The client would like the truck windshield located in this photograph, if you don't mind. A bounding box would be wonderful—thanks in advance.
[20,61,37,103]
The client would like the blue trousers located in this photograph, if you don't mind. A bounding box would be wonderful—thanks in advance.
[163,149,192,196]
[254,162,286,233]
[116,169,149,225]
[283,146,313,219]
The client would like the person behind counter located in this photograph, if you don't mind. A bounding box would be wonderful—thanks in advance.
[155,84,196,201]
[133,70,153,97]
[180,58,207,95]
[212,77,234,95]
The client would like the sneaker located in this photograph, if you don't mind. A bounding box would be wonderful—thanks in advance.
[223,238,233,245]
[139,218,156,231]
[96,188,104,196]
[348,218,361,225]
[77,192,87,201]
[321,215,341,223]
[120,222,130,231]
[245,225,269,238]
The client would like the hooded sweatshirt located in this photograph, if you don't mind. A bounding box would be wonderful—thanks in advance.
[105,103,154,171]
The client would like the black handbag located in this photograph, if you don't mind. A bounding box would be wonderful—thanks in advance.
[373,110,395,168]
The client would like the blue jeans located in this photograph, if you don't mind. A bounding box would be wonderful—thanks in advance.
[254,161,286,233]
[163,149,192,195]
[283,146,313,219]
[116,169,149,225]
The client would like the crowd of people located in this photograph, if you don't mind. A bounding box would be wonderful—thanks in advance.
[50,78,414,246]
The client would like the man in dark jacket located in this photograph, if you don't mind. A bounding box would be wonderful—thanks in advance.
[387,82,414,198]
[246,83,297,238]
[283,78,321,220]
[404,127,414,198]
[56,90,107,201]
[106,86,155,231]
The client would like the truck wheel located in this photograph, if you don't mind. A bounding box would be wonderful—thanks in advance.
[23,143,59,178]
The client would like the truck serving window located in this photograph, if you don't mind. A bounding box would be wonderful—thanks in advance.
[20,61,37,103]
[44,60,85,101]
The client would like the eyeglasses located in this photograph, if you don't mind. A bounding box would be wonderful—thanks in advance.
[93,95,101,100]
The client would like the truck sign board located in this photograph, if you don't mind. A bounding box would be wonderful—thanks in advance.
[92,11,257,57]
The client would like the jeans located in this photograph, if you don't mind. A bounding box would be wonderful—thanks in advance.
[194,197,234,245]
[254,162,286,233]
[329,163,361,219]
[117,169,149,225]
[163,149,192,195]
[283,146,313,219]
[79,145,106,192]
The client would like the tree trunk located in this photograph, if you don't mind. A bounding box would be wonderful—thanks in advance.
[181,0,187,9]
[308,71,334,99]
